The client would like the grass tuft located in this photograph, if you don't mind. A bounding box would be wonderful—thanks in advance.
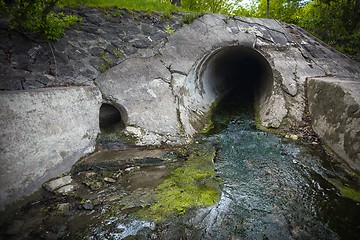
[57,0,184,12]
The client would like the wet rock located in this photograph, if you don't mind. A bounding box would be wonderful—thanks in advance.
[63,206,76,217]
[132,38,152,48]
[23,79,44,89]
[43,175,73,192]
[83,179,103,191]
[5,219,25,235]
[285,134,299,140]
[82,200,94,210]
[4,215,43,237]
[40,224,69,240]
[57,203,70,213]
[99,140,127,151]
[0,76,22,90]
[104,177,116,183]
[125,166,140,172]
[55,184,75,195]
[11,54,34,69]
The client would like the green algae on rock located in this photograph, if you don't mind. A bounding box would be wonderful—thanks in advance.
[339,186,360,202]
[330,178,360,203]
[134,142,221,222]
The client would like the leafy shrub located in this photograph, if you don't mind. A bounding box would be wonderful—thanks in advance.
[1,0,81,41]
[42,12,81,40]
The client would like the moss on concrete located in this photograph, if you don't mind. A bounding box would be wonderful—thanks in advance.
[330,178,360,203]
[198,102,217,134]
[339,186,360,202]
[134,142,221,222]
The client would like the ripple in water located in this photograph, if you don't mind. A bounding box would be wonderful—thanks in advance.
[189,113,360,239]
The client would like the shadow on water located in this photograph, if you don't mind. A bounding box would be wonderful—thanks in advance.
[204,86,257,136]
[1,89,360,240]
[183,94,360,239]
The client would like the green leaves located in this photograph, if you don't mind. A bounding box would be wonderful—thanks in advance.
[298,0,360,58]
[3,0,81,41]
[42,12,81,40]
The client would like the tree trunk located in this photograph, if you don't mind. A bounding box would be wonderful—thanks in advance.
[266,0,270,18]
[171,0,181,6]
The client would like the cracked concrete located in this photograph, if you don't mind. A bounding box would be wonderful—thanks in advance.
[1,9,360,210]
[94,13,360,171]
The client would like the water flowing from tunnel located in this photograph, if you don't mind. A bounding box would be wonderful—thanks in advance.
[85,106,360,239]
[191,112,360,239]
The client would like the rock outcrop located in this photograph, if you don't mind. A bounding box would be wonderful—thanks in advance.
[0,7,359,210]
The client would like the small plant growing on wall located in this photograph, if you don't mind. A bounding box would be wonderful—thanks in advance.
[165,25,175,35]
[99,50,111,73]
[99,48,123,72]
[112,48,123,58]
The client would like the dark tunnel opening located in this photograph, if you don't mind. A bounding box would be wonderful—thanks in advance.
[99,103,126,133]
[203,46,273,113]
[199,46,273,131]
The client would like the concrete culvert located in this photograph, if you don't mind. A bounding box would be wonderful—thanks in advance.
[201,46,273,109]
[99,103,127,132]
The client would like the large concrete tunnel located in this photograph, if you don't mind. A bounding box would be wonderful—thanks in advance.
[200,46,274,109]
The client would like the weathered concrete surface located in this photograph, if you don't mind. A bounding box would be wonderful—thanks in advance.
[96,14,339,143]
[95,58,179,145]
[0,86,102,210]
[95,13,360,170]
[1,8,360,209]
[308,77,360,170]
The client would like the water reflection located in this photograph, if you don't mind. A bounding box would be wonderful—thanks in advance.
[88,110,360,239]
[177,104,359,239]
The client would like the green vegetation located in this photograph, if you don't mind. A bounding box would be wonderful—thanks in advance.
[160,11,174,21]
[57,0,182,12]
[98,48,123,72]
[339,186,360,202]
[181,12,204,25]
[135,142,221,222]
[298,0,360,58]
[330,178,360,203]
[165,24,175,34]
[112,48,122,58]
[0,0,81,40]
[1,0,358,57]
[233,0,360,58]
[99,50,111,72]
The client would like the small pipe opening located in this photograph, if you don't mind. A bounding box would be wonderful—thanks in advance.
[99,103,126,133]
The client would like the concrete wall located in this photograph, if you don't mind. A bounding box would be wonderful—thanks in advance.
[1,9,360,209]
[0,86,102,210]
[308,78,360,170]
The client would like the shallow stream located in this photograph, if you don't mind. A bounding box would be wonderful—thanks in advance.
[77,109,360,239]
[1,108,360,240]
[187,113,360,239]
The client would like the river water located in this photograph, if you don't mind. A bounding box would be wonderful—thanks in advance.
[81,109,360,239]
[188,113,360,239]
[1,108,360,239]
